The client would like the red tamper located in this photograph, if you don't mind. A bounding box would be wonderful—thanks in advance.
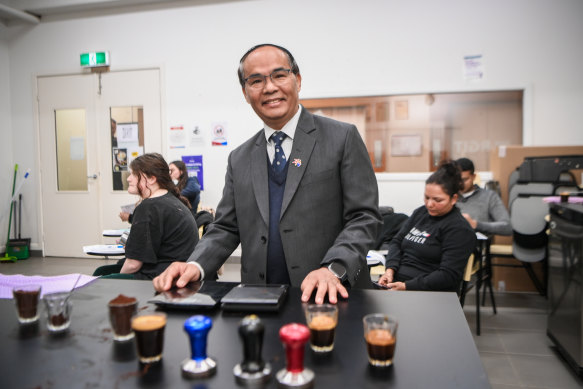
[276,323,314,389]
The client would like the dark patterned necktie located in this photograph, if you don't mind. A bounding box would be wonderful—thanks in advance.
[271,132,287,173]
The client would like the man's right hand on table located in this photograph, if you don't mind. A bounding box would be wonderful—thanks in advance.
[153,262,201,292]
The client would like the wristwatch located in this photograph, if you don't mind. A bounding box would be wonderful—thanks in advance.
[327,262,347,282]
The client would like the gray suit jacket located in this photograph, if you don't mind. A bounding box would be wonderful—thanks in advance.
[190,108,381,288]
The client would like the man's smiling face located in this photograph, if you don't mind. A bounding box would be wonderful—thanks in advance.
[241,45,302,130]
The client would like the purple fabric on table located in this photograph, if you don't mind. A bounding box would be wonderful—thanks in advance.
[0,274,97,299]
[543,196,583,204]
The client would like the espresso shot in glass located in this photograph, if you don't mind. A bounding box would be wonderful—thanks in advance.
[13,284,41,324]
[560,192,570,203]
[108,294,138,341]
[363,314,398,367]
[131,312,167,364]
[304,304,338,353]
[44,292,72,333]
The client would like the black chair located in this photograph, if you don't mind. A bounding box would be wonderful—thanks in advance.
[374,208,408,251]
[459,236,497,336]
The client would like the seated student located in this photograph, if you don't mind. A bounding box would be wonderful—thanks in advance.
[378,161,476,291]
[455,157,512,236]
[169,160,201,216]
[119,210,133,223]
[95,153,198,280]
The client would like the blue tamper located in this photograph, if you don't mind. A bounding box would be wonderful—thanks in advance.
[233,314,272,386]
[181,315,217,378]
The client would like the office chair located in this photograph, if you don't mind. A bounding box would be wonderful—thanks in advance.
[507,168,520,194]
[509,195,549,295]
[508,182,554,210]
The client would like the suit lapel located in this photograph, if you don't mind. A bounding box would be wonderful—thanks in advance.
[281,110,316,218]
[251,132,270,226]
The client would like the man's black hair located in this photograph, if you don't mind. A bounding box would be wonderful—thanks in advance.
[456,157,475,174]
[237,43,300,88]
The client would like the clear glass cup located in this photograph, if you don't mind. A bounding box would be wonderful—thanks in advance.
[108,295,138,341]
[304,304,338,353]
[13,284,41,324]
[131,312,167,363]
[363,314,398,367]
[44,292,72,332]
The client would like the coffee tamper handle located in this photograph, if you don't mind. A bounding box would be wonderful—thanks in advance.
[181,315,217,378]
[276,323,314,389]
[233,314,272,386]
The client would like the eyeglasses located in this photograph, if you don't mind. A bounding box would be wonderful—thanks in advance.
[244,68,292,89]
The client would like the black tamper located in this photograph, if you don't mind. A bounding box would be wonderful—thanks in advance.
[233,314,272,386]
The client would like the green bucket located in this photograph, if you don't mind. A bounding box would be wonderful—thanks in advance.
[7,238,30,260]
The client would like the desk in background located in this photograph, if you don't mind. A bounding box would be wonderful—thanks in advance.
[0,280,489,388]
[83,244,125,260]
[103,229,130,238]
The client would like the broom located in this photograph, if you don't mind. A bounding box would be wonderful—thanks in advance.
[1,164,18,262]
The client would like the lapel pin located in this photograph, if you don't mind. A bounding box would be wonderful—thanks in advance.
[292,158,302,167]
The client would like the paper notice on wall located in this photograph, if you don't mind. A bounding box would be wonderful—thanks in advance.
[126,145,143,166]
[463,54,485,81]
[498,145,506,158]
[116,123,139,143]
[189,124,204,147]
[169,125,186,149]
[211,122,228,146]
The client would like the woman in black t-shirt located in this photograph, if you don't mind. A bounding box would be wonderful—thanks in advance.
[378,161,476,292]
[96,153,198,280]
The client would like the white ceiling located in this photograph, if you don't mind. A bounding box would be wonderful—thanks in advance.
[0,0,239,25]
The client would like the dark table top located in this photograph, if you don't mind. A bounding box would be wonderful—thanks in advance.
[0,279,489,388]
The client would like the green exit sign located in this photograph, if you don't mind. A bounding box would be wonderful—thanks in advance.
[80,51,110,67]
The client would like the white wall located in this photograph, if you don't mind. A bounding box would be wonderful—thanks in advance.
[1,38,13,246]
[2,0,583,251]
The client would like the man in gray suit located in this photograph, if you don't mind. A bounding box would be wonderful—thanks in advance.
[154,44,381,304]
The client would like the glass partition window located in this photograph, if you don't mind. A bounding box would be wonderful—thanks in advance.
[302,91,523,172]
[110,106,144,191]
[55,109,88,191]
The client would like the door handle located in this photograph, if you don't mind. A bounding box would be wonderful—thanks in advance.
[87,174,98,179]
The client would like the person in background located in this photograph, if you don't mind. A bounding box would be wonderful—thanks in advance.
[153,44,381,304]
[455,157,512,236]
[169,160,201,216]
[378,160,476,291]
[95,153,198,279]
[119,210,133,223]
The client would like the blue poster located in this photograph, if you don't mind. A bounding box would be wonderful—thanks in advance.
[182,155,204,191]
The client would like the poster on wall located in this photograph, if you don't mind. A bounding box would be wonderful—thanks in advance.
[112,148,128,171]
[182,155,204,191]
[169,125,186,149]
[211,122,228,146]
